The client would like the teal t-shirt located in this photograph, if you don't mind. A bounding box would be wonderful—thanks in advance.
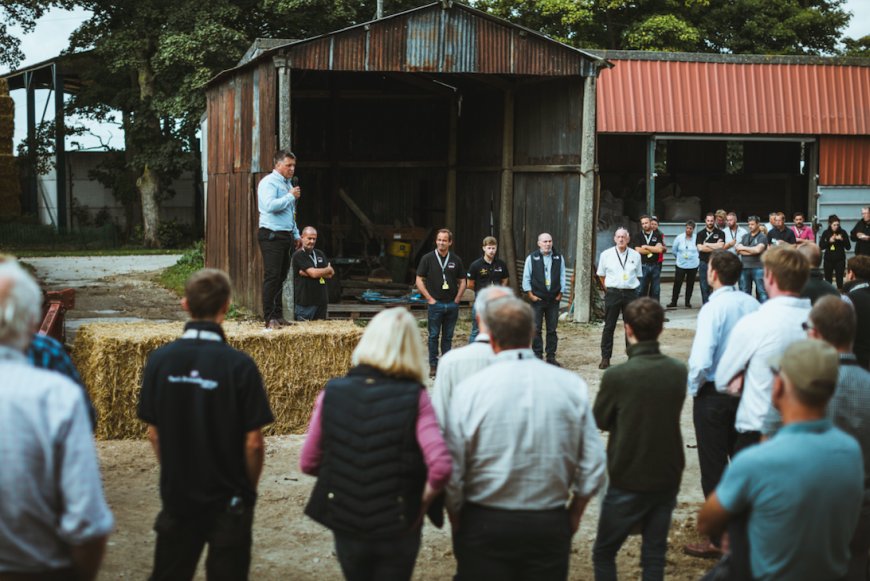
[717,419,864,581]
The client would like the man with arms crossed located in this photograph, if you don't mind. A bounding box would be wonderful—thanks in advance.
[597,227,643,370]
[592,298,687,581]
[721,212,747,255]
[138,269,274,580]
[735,215,768,302]
[851,205,870,256]
[631,215,665,302]
[445,297,605,580]
[696,213,726,304]
[699,340,863,581]
[0,261,113,580]
[522,232,567,366]
[466,236,509,342]
[417,229,467,378]
[291,226,334,321]
[684,251,759,559]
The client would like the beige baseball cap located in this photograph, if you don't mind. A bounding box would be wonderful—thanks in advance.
[770,339,839,403]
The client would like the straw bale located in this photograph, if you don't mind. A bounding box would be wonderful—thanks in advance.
[0,97,12,118]
[73,320,363,440]
[0,116,11,140]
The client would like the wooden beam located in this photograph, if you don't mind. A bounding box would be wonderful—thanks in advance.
[499,89,518,291]
[273,55,292,151]
[513,164,583,173]
[446,96,458,232]
[572,74,597,323]
[303,160,447,169]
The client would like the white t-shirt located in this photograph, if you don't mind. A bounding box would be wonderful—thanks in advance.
[597,246,643,289]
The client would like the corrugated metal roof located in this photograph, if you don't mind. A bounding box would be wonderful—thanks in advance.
[820,136,870,186]
[598,58,870,135]
[206,2,608,88]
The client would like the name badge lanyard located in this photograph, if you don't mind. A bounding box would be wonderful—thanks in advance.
[436,251,451,290]
[643,231,655,262]
[616,249,629,282]
[311,251,325,284]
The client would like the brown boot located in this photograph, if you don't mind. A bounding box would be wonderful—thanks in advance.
[598,358,610,370]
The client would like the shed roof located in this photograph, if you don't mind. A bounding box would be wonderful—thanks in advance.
[206,1,609,88]
[595,52,870,136]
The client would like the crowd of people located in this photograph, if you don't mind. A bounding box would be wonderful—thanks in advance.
[1,171,869,580]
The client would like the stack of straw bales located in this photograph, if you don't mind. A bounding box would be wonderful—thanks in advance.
[73,320,363,440]
[0,79,21,218]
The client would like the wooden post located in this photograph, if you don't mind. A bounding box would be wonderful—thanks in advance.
[572,74,597,323]
[446,95,458,233]
[273,54,295,318]
[646,136,656,215]
[499,89,518,290]
[54,63,67,232]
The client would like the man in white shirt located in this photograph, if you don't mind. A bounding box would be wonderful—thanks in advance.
[444,297,606,580]
[684,251,759,559]
[432,285,512,426]
[722,212,748,255]
[715,245,811,452]
[597,227,643,370]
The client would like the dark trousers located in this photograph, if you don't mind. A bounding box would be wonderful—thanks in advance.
[532,299,560,359]
[592,487,678,581]
[698,261,712,304]
[847,504,870,581]
[600,288,639,359]
[693,383,739,499]
[672,267,697,306]
[824,257,846,289]
[333,529,421,581]
[295,303,327,321]
[701,513,754,581]
[427,301,460,367]
[455,503,572,581]
[257,228,294,321]
[150,506,254,581]
[733,431,761,456]
[639,262,661,302]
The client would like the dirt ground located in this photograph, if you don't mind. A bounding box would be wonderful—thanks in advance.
[33,258,715,580]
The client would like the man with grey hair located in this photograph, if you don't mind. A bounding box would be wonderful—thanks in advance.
[445,297,606,578]
[0,261,113,579]
[432,285,512,426]
[522,232,567,366]
[597,227,643,369]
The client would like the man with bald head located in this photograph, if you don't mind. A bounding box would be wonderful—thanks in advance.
[522,232,567,366]
[291,226,334,321]
[596,228,643,370]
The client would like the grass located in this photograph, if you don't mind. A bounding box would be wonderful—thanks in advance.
[156,241,204,296]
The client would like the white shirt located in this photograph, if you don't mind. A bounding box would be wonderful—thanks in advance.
[715,295,811,432]
[723,226,748,255]
[431,335,495,427]
[672,233,700,269]
[687,286,760,396]
[0,349,114,572]
[445,349,606,514]
[597,246,643,289]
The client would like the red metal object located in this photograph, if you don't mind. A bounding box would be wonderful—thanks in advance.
[598,58,870,136]
[820,136,870,186]
[39,288,75,344]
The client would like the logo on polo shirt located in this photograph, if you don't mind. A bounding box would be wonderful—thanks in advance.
[168,369,219,390]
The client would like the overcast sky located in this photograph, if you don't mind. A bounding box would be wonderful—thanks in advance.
[5,1,869,150]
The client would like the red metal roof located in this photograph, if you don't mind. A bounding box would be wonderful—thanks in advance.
[820,136,870,185]
[597,58,870,135]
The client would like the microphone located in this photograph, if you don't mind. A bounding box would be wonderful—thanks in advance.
[291,176,299,187]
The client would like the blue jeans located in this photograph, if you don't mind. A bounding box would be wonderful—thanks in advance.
[427,301,459,367]
[739,267,767,303]
[592,486,677,581]
[469,303,480,343]
[698,261,711,304]
[639,262,661,302]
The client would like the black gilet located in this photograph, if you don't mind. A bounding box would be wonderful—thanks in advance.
[304,365,427,538]
[529,249,563,301]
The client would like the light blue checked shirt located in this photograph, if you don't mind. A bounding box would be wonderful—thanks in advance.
[257,170,300,237]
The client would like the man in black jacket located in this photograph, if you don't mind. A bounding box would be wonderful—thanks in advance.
[846,255,870,369]
[851,206,870,257]
[521,233,567,366]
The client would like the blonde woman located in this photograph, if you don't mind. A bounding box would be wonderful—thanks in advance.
[300,307,451,581]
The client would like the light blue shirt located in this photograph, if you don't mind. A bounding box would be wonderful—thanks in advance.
[717,419,863,581]
[257,170,300,237]
[671,232,700,269]
[687,286,759,396]
[521,252,567,294]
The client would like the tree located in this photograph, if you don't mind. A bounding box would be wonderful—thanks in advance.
[842,35,870,56]
[0,1,74,69]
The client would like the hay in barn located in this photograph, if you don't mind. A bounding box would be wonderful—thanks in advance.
[73,320,363,440]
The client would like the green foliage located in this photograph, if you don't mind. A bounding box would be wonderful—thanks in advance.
[842,35,870,56]
[0,1,75,68]
[156,219,193,249]
[157,239,204,295]
[623,14,700,52]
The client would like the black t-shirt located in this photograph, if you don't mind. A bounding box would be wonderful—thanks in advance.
[695,228,726,262]
[137,321,274,516]
[292,248,330,307]
[630,230,664,264]
[416,250,466,301]
[467,257,508,288]
[767,226,797,246]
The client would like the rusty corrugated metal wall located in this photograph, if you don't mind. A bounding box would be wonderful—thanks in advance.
[820,136,870,186]
[598,59,870,135]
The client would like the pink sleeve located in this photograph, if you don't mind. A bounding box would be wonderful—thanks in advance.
[417,390,452,490]
[299,391,326,475]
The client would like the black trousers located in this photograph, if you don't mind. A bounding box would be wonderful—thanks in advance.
[693,383,739,499]
[455,503,572,581]
[257,228,294,321]
[532,299,560,359]
[733,431,761,456]
[150,505,254,581]
[672,267,697,305]
[600,288,639,359]
[824,256,846,289]
[333,529,422,581]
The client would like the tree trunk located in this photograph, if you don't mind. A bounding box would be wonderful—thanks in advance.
[137,164,160,247]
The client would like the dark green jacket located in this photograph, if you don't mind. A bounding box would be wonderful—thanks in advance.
[593,341,687,492]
